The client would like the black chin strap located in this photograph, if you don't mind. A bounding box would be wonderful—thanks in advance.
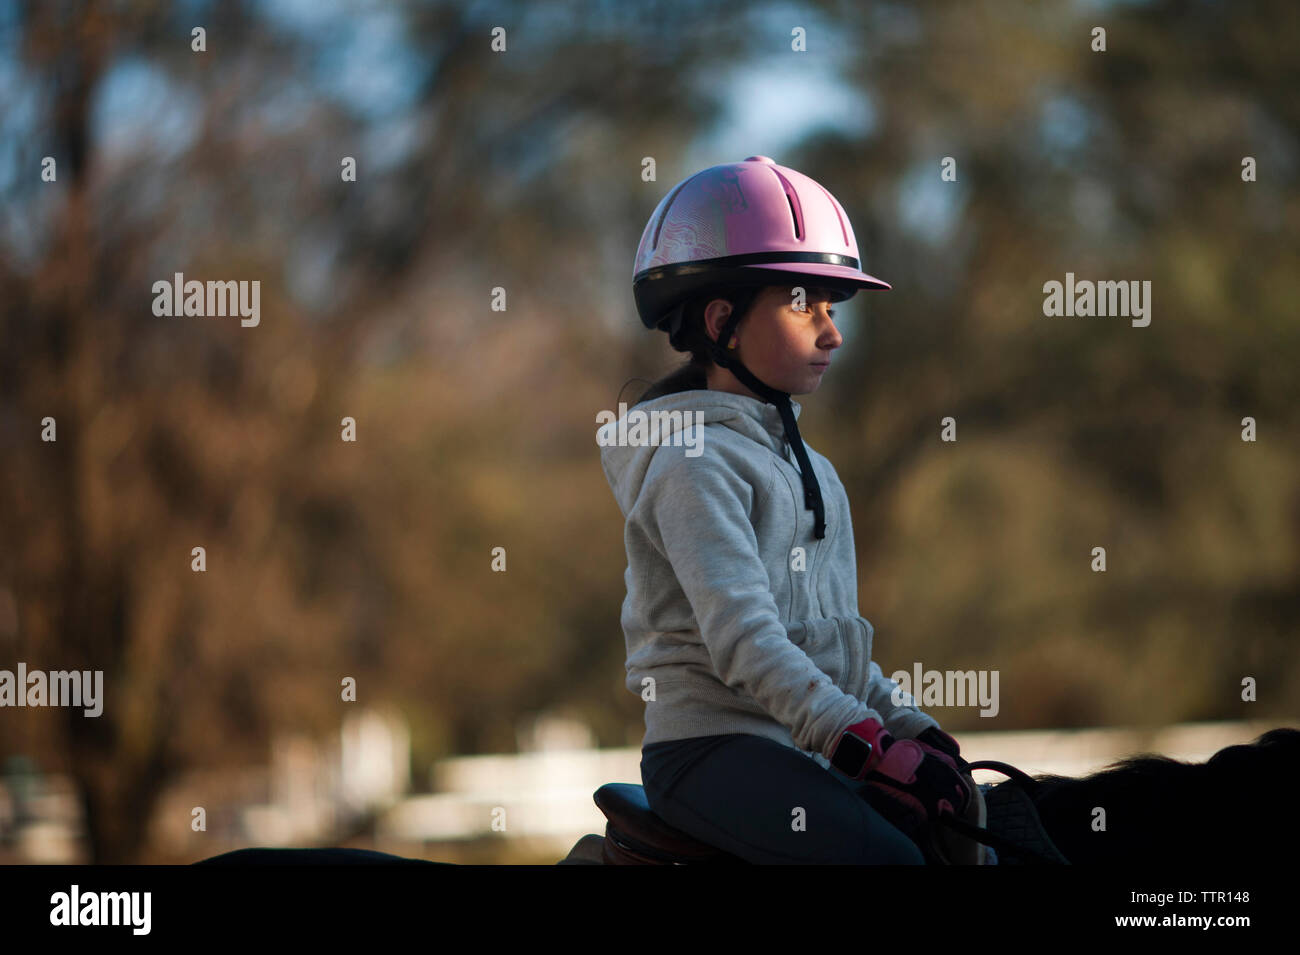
[705,293,827,539]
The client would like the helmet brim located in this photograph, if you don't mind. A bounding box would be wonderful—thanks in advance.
[634,263,890,329]
[742,261,891,294]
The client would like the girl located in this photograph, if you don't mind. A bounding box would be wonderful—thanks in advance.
[599,156,988,864]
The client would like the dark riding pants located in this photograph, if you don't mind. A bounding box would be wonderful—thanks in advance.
[641,732,928,864]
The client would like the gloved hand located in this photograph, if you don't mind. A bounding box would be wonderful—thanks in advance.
[862,735,972,837]
[915,726,972,776]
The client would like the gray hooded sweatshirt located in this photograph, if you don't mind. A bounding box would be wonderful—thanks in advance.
[598,388,941,769]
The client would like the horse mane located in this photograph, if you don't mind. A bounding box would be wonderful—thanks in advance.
[1022,727,1300,864]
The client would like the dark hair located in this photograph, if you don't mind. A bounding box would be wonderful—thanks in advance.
[619,287,761,407]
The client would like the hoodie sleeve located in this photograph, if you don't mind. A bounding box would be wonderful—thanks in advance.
[862,659,941,740]
[641,450,876,760]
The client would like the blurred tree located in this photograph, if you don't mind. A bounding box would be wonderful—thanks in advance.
[0,0,753,862]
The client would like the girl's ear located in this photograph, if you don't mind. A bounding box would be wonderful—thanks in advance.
[702,298,732,343]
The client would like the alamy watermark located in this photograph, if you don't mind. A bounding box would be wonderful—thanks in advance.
[595,402,704,457]
[0,663,103,717]
[1042,272,1151,327]
[152,272,260,327]
[50,885,150,935]
[890,662,999,717]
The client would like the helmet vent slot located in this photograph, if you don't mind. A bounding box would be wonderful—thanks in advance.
[768,167,805,241]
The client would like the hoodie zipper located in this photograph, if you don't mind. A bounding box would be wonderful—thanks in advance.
[781,438,834,618]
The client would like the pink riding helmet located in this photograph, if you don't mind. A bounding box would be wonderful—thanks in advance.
[632,155,891,331]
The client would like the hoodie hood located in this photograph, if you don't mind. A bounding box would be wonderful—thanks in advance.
[598,389,802,518]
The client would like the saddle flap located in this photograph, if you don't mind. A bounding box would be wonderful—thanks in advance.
[980,779,1071,865]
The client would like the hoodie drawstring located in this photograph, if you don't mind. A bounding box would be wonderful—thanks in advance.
[705,289,827,539]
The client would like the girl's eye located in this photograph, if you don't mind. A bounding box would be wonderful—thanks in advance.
[827,309,836,319]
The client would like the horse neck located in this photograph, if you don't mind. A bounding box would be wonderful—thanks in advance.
[1031,762,1209,865]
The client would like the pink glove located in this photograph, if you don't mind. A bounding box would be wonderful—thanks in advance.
[863,736,972,832]
[829,719,969,817]
[830,719,971,858]
[915,726,971,776]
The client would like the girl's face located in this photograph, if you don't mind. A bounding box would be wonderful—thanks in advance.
[703,284,843,397]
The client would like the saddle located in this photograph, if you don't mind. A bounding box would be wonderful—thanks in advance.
[591,760,1071,865]
[594,783,746,864]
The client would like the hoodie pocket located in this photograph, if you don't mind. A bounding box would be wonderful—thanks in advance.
[841,616,873,699]
[786,614,874,699]
[786,616,848,692]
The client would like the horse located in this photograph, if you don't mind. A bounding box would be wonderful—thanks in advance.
[1003,725,1299,866]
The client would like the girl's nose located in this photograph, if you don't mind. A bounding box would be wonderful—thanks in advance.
[819,310,843,348]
